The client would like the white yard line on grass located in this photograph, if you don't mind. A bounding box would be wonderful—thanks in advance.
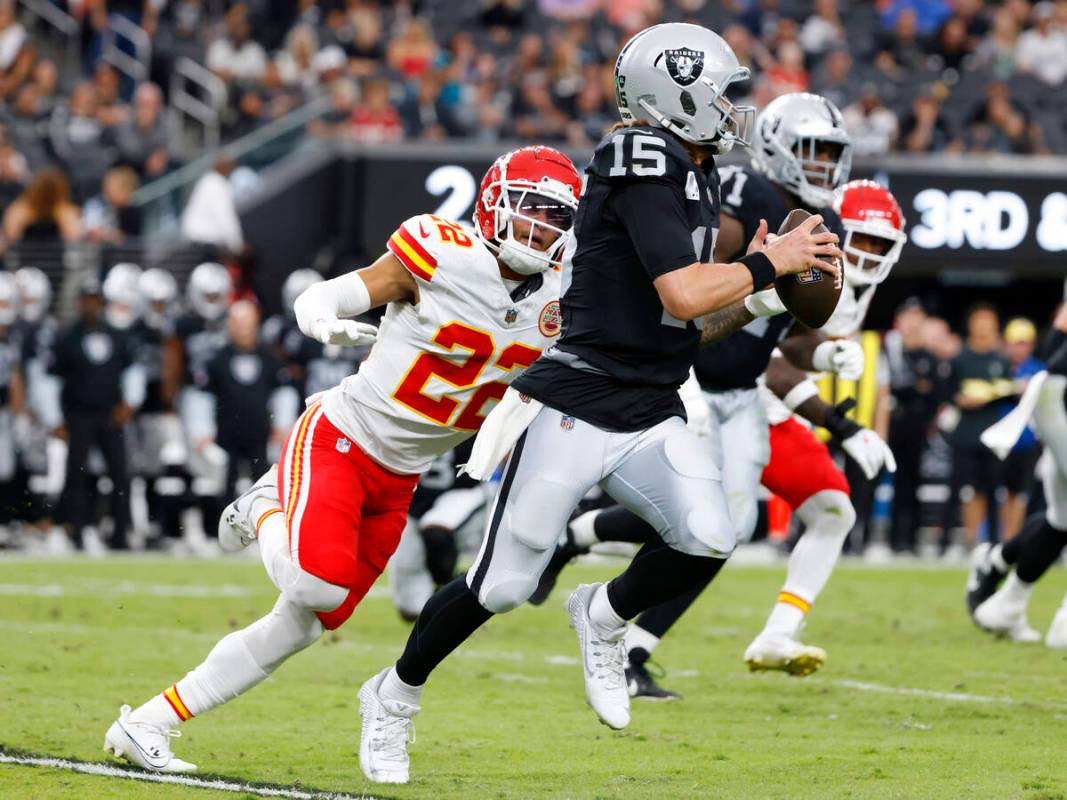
[832,679,1015,705]
[0,751,382,800]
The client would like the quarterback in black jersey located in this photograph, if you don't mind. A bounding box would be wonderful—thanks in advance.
[536,93,906,696]
[354,24,842,763]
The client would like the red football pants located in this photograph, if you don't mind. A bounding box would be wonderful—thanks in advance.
[278,402,418,629]
[762,417,850,510]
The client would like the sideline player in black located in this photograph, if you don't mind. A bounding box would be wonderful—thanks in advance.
[358,23,842,784]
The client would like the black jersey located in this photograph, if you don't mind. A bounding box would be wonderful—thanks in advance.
[204,343,290,447]
[174,313,228,390]
[692,166,842,392]
[514,125,721,431]
[48,320,136,412]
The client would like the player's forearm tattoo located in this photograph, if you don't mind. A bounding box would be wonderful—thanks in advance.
[700,301,754,347]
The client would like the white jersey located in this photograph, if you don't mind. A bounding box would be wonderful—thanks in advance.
[759,281,879,425]
[322,214,562,474]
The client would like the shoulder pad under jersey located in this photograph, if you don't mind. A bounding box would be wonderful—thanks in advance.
[717,165,787,227]
[387,213,479,284]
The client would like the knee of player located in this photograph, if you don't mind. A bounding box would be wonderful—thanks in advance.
[477,573,538,614]
[283,568,349,613]
[797,489,856,537]
[684,508,736,558]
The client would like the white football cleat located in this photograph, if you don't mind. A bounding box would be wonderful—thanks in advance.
[973,590,1041,643]
[567,583,630,730]
[1045,604,1067,649]
[218,466,279,553]
[104,705,196,772]
[358,669,417,784]
[744,636,827,677]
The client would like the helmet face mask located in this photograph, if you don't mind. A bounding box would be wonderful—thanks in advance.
[752,92,853,207]
[103,263,144,330]
[474,146,581,276]
[614,23,755,154]
[494,189,575,275]
[188,262,232,321]
[833,179,907,288]
[139,268,179,329]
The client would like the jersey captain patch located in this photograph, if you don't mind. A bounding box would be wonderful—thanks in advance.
[539,301,562,337]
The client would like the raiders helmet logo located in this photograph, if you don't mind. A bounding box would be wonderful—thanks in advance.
[664,48,704,87]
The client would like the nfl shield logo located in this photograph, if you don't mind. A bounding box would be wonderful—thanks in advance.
[335,437,351,453]
[796,268,824,285]
[504,308,519,324]
[560,415,575,431]
[663,48,704,87]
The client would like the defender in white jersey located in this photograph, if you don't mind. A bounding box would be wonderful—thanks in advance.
[103,145,581,774]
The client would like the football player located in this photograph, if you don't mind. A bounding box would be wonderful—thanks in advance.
[534,100,898,696]
[10,267,58,543]
[968,302,1067,646]
[165,262,233,543]
[0,272,26,539]
[357,25,841,783]
[134,268,185,546]
[103,145,581,774]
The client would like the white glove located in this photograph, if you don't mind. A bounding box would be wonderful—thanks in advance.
[812,339,865,381]
[842,428,897,480]
[307,317,378,347]
[744,287,787,318]
[678,370,712,438]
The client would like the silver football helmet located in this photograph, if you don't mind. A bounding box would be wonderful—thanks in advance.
[750,92,852,208]
[187,262,232,321]
[139,267,179,329]
[14,266,51,323]
[0,271,17,327]
[103,262,144,329]
[282,269,323,318]
[614,23,754,154]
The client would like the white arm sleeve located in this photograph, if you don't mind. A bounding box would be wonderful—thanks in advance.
[293,272,372,340]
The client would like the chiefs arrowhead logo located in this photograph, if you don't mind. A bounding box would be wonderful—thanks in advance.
[539,300,562,337]
[663,48,704,87]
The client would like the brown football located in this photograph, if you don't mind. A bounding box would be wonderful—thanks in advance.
[773,208,843,328]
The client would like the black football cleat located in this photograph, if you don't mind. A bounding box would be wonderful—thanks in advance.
[967,542,1006,615]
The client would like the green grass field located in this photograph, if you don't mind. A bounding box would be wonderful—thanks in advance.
[1,556,1065,800]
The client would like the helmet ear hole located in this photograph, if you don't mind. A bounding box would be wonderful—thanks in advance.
[679,90,696,116]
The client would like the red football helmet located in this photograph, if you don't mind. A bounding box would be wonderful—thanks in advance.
[473,145,581,275]
[832,179,907,287]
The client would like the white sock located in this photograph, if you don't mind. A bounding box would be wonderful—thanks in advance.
[569,510,601,549]
[1001,572,1033,605]
[990,544,1009,573]
[761,490,854,640]
[623,624,660,659]
[378,666,424,709]
[258,512,293,592]
[588,583,626,639]
[130,596,321,725]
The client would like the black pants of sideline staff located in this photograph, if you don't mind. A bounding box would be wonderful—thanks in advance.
[60,409,131,549]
